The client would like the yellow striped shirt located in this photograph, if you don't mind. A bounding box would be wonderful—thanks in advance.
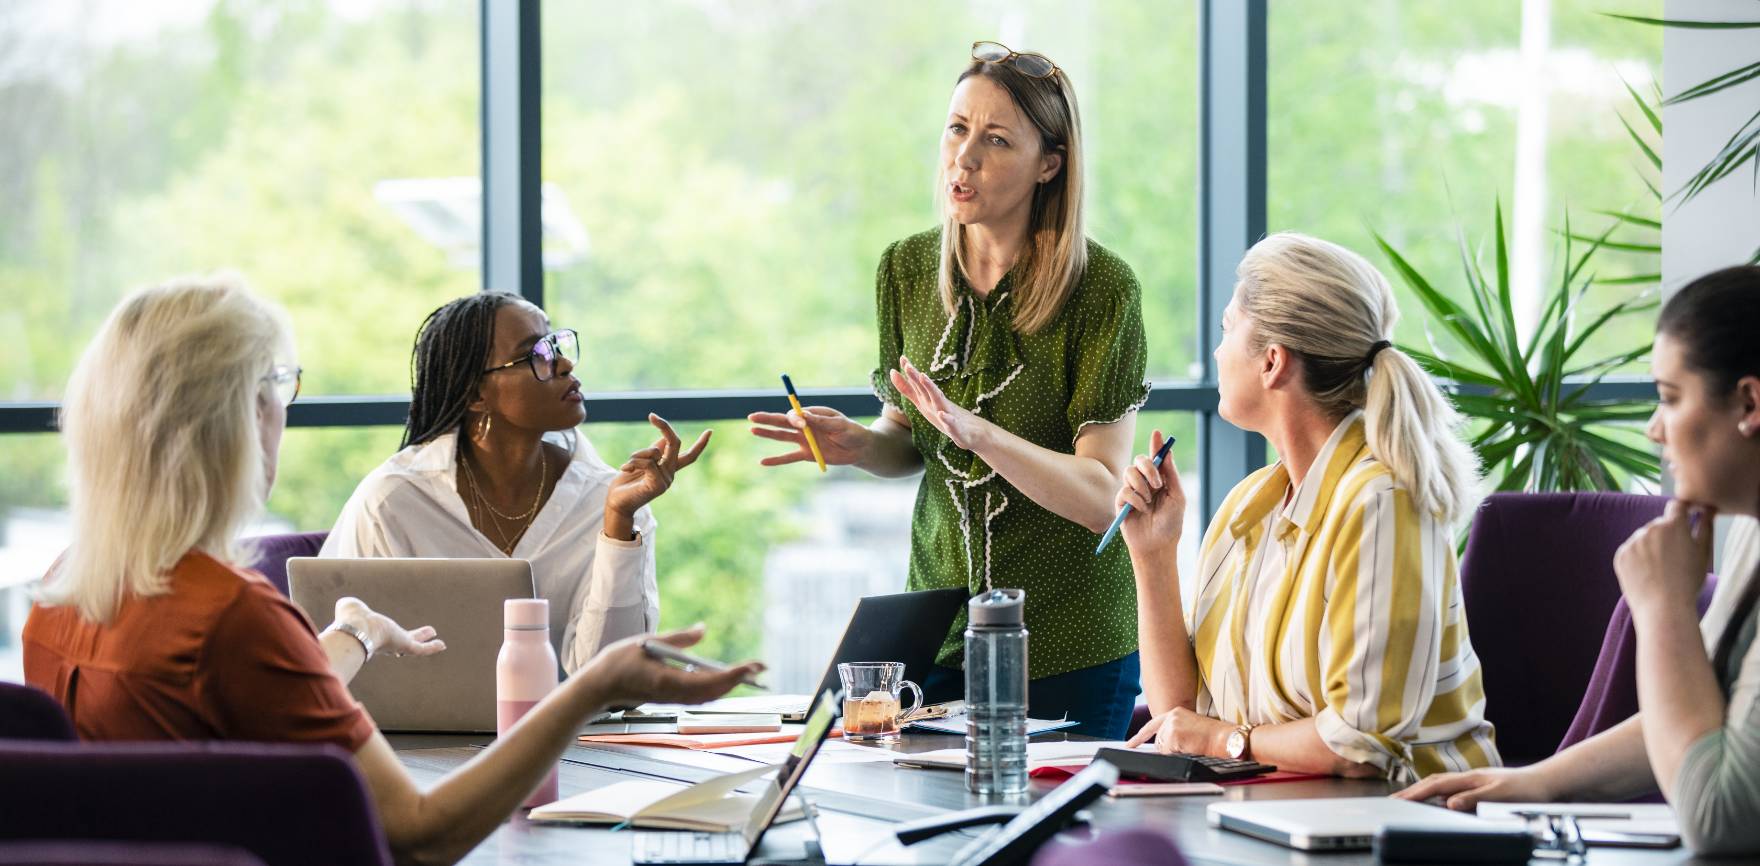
[1190,411,1500,781]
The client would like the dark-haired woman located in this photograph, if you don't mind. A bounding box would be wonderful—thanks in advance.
[323,293,708,672]
[1401,265,1760,857]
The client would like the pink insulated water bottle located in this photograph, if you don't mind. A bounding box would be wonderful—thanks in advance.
[497,598,559,808]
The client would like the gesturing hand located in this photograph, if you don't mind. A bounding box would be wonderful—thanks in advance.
[890,355,989,451]
[748,405,872,468]
[334,596,446,660]
[584,625,765,709]
[605,414,711,520]
[1115,429,1186,558]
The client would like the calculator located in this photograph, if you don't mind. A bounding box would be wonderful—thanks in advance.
[1095,748,1276,783]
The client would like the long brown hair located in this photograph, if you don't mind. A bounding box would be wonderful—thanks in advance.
[936,59,1086,335]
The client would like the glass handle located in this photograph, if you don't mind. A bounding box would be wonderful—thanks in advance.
[899,679,924,717]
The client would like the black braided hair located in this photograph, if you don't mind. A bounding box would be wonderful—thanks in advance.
[402,291,522,449]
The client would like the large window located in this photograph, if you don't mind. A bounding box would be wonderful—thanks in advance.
[1269,0,1662,365]
[0,0,480,680]
[539,1,1201,390]
[1,3,1665,686]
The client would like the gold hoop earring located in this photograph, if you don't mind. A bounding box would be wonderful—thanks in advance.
[475,412,493,444]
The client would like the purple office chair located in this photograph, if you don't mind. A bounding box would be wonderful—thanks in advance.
[0,682,75,741]
[242,531,329,597]
[1125,702,1154,740]
[1459,492,1669,766]
[0,841,267,865]
[1031,826,1188,866]
[1558,578,1718,755]
[0,741,391,866]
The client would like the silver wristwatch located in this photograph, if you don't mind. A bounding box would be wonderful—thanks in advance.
[324,620,374,661]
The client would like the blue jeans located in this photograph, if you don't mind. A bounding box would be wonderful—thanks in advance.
[922,652,1141,740]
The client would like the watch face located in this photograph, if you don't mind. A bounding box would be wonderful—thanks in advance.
[1227,730,1246,759]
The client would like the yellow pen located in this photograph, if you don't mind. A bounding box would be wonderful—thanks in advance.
[780,374,827,472]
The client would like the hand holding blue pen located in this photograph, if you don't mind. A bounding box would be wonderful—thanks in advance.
[1094,433,1178,555]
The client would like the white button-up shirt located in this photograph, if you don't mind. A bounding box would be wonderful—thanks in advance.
[319,430,657,673]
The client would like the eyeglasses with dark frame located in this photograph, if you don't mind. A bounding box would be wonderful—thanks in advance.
[481,329,579,383]
[971,40,1060,79]
[265,364,302,407]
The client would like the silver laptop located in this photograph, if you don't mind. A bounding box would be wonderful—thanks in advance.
[288,557,536,733]
[1207,797,1492,851]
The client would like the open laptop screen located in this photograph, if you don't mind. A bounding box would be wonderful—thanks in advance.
[741,689,839,846]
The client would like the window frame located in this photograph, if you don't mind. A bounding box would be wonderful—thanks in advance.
[0,0,1655,525]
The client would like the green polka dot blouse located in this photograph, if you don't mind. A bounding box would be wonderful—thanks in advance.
[870,227,1151,680]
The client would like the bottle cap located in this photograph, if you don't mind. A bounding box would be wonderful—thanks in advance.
[968,588,1025,627]
[504,598,550,630]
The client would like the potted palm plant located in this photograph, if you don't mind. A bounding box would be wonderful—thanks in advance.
[1375,205,1660,493]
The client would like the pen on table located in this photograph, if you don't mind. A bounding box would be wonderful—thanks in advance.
[780,373,827,473]
[640,638,768,690]
[1093,435,1177,555]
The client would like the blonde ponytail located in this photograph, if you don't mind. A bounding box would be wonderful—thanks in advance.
[1236,233,1480,526]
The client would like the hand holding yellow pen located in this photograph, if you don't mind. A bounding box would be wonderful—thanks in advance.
[780,374,827,473]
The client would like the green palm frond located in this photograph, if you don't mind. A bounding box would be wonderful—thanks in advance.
[1380,203,1659,495]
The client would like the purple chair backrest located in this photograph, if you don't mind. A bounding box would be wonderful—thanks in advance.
[1557,577,1718,755]
[242,531,329,597]
[0,682,75,741]
[1031,826,1188,866]
[1458,491,1668,766]
[0,741,391,866]
[0,841,267,865]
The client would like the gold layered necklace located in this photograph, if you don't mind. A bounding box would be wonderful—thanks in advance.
[459,449,550,555]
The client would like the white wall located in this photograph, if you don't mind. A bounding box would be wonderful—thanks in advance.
[1661,0,1760,560]
[1661,0,1760,290]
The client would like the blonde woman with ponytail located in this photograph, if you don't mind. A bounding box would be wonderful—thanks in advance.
[1115,233,1498,783]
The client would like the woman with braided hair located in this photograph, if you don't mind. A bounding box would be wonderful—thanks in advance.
[322,292,709,672]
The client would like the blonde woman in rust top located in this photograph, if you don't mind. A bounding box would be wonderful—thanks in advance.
[24,275,761,866]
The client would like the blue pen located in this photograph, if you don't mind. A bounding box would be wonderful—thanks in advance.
[1094,435,1177,555]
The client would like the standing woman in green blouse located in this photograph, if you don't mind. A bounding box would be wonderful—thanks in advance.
[750,42,1150,737]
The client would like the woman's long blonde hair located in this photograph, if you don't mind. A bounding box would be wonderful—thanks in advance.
[1236,233,1481,525]
[45,274,293,622]
[937,59,1086,335]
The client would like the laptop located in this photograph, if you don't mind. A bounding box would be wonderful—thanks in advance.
[632,689,841,865]
[287,556,536,733]
[673,588,966,720]
[1206,797,1493,851]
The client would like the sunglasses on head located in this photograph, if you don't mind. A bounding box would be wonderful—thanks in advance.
[971,40,1060,79]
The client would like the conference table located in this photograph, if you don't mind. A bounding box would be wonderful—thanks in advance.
[390,731,1707,865]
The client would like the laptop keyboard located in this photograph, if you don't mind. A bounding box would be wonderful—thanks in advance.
[632,830,746,864]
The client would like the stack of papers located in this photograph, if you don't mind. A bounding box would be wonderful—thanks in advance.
[578,725,808,750]
[893,740,1144,770]
[1476,802,1680,846]
[905,712,1078,737]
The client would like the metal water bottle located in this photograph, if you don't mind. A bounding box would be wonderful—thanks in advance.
[964,588,1029,795]
[496,598,559,808]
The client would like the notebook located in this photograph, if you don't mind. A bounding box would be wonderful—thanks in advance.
[529,764,800,831]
